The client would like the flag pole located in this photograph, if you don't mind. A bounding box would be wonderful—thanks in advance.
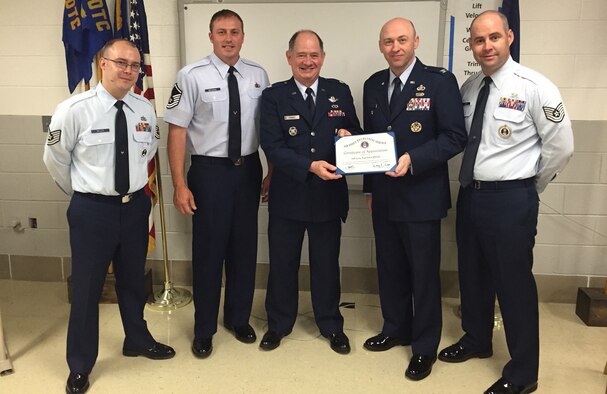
[114,0,191,311]
[146,152,192,311]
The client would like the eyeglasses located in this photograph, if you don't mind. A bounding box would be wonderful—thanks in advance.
[102,57,141,72]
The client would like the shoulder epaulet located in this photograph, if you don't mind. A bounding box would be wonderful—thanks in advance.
[265,80,289,90]
[323,78,349,87]
[182,57,211,74]
[127,91,154,108]
[367,69,387,82]
[241,58,264,69]
[65,89,97,108]
[424,65,449,75]
[512,63,547,87]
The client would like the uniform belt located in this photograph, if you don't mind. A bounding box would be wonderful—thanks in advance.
[74,188,145,204]
[191,152,259,167]
[469,178,535,190]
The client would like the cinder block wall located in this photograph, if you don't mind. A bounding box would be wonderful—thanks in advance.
[0,0,605,303]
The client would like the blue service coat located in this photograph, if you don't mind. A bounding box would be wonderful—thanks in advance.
[362,59,467,221]
[261,77,362,223]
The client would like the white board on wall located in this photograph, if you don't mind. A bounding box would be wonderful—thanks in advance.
[180,0,446,108]
[179,0,447,187]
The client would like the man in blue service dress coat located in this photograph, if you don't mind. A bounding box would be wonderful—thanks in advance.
[362,18,467,380]
[259,30,362,354]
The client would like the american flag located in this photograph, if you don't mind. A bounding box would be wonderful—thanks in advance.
[115,0,159,255]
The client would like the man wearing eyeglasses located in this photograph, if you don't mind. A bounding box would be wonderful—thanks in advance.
[43,39,175,394]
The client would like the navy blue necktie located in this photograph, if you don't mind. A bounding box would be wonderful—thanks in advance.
[114,100,129,195]
[459,76,492,188]
[389,77,402,115]
[227,66,241,161]
[305,87,315,119]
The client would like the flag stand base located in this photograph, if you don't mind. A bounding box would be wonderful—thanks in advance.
[146,282,192,311]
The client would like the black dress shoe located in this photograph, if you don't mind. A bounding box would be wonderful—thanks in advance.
[438,342,492,363]
[66,372,89,393]
[327,332,351,354]
[192,337,213,359]
[259,331,283,351]
[226,323,257,344]
[363,333,410,351]
[484,377,538,394]
[123,341,176,360]
[405,354,437,381]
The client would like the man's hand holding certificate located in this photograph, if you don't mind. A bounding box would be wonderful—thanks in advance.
[335,132,398,175]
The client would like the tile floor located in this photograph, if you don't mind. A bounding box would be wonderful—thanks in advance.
[0,280,606,393]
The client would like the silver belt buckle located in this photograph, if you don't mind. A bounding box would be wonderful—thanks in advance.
[121,194,132,203]
[234,157,243,166]
[473,180,481,190]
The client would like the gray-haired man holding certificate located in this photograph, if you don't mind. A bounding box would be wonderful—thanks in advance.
[361,17,467,381]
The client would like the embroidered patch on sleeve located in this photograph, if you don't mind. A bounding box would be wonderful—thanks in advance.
[46,130,61,145]
[166,83,183,109]
[542,102,565,123]
[155,125,160,139]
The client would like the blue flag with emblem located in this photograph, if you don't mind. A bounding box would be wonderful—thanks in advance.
[114,0,130,39]
[500,0,520,62]
[81,0,113,74]
[62,0,86,93]
[62,0,113,93]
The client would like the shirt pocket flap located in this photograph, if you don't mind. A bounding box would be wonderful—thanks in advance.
[247,88,263,99]
[493,107,525,124]
[81,131,114,146]
[201,89,227,103]
[133,131,152,143]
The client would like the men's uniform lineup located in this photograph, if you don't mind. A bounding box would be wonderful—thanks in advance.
[42,9,574,394]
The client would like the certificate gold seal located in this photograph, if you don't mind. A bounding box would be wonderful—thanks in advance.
[411,122,422,133]
[288,126,298,136]
[498,124,512,138]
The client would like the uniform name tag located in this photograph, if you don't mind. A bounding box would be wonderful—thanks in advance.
[91,128,110,133]
[204,87,221,92]
[284,115,300,120]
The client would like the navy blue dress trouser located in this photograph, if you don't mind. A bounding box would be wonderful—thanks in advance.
[456,182,539,386]
[67,191,154,374]
[265,215,344,337]
[371,204,443,357]
[188,154,262,339]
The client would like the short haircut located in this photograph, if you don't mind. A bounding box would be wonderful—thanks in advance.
[209,9,244,32]
[99,38,138,58]
[288,30,324,52]
[470,10,509,33]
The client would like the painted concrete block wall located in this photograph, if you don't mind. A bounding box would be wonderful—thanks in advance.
[0,0,605,283]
